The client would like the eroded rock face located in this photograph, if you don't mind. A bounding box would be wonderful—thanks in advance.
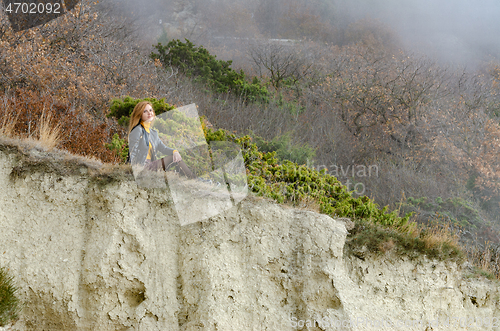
[0,143,499,331]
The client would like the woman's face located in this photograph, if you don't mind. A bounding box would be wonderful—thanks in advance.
[141,104,155,123]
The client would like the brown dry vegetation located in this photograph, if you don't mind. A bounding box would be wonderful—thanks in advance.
[37,111,62,151]
[0,0,184,160]
[465,244,500,280]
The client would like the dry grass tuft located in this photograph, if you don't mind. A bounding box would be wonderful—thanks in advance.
[0,111,19,138]
[38,111,62,151]
[91,163,133,179]
[296,195,321,212]
[379,239,395,253]
[465,243,500,280]
[421,223,460,250]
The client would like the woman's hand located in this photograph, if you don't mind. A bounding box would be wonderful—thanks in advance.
[173,150,182,163]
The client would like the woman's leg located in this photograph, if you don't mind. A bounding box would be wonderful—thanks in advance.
[161,156,196,179]
[143,159,164,172]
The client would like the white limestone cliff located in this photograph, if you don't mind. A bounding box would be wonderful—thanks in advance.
[0,141,498,331]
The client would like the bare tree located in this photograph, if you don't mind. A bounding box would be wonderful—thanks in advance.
[249,41,313,90]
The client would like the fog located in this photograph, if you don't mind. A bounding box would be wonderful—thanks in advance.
[335,0,500,66]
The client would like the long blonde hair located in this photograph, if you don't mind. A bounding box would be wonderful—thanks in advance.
[128,101,154,135]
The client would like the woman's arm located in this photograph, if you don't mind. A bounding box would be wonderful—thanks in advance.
[153,131,175,155]
[128,126,144,165]
[151,130,183,162]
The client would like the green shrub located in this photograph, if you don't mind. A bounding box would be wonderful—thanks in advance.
[151,39,270,103]
[248,131,316,165]
[0,267,21,326]
[204,127,412,228]
[106,133,129,163]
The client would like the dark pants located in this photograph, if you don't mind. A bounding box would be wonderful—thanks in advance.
[144,156,196,179]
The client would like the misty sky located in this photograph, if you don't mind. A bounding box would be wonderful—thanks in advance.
[337,0,500,66]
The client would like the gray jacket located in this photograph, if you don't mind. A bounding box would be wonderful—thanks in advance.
[128,124,174,166]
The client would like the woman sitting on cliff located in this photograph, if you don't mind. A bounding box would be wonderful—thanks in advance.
[128,101,196,179]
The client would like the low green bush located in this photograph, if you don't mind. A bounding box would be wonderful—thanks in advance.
[248,130,316,165]
[106,97,410,228]
[204,127,412,228]
[106,133,129,163]
[0,267,21,326]
[151,39,270,103]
